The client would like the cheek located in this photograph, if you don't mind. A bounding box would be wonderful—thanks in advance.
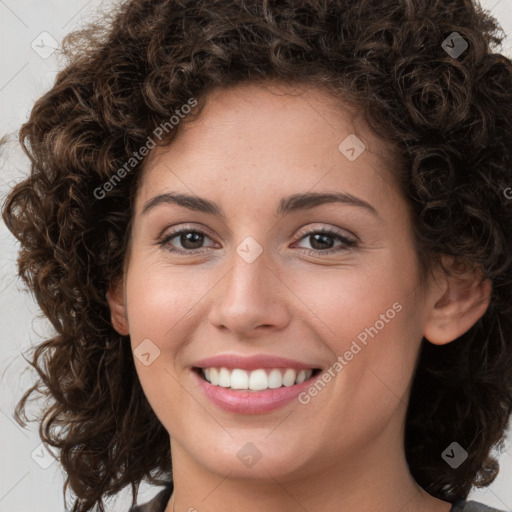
[123,260,212,409]
[286,250,422,395]
[123,262,206,424]
[125,259,212,340]
[288,253,417,344]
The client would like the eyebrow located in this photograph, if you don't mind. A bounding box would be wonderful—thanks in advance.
[141,191,380,219]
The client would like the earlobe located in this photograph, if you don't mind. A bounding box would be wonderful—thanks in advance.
[106,279,130,336]
[423,258,492,346]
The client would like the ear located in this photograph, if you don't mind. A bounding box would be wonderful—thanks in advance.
[423,255,492,345]
[106,278,130,336]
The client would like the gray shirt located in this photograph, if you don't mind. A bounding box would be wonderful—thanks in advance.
[128,482,506,512]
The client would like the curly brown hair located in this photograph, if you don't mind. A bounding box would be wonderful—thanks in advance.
[2,0,512,510]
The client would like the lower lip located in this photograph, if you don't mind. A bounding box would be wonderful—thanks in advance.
[192,369,318,414]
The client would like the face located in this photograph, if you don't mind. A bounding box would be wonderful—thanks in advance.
[113,82,434,483]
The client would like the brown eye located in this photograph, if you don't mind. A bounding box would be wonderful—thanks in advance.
[175,231,205,250]
[294,228,358,255]
[158,228,216,254]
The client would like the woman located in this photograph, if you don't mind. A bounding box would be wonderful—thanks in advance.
[2,1,511,511]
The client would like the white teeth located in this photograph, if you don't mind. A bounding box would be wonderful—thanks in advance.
[209,368,219,385]
[282,368,296,386]
[199,367,314,390]
[296,370,307,384]
[231,369,249,389]
[218,367,231,387]
[268,369,282,389]
[249,369,268,391]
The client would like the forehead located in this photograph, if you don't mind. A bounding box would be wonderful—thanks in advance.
[136,82,403,215]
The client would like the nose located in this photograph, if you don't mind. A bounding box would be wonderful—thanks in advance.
[208,245,291,338]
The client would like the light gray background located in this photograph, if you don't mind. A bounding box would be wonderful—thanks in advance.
[1,1,511,511]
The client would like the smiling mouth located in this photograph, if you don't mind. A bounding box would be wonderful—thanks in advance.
[193,367,322,391]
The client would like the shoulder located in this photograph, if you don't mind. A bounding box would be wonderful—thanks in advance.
[128,482,173,512]
[455,500,507,512]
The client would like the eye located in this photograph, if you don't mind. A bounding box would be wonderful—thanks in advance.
[157,225,358,256]
[293,228,358,255]
[157,226,218,254]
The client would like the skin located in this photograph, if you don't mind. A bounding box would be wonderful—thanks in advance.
[107,82,491,512]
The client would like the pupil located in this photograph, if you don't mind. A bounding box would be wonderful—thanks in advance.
[311,233,333,250]
[182,232,203,249]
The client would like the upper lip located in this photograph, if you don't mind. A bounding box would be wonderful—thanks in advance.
[192,354,321,371]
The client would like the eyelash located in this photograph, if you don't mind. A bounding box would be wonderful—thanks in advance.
[157,226,358,256]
